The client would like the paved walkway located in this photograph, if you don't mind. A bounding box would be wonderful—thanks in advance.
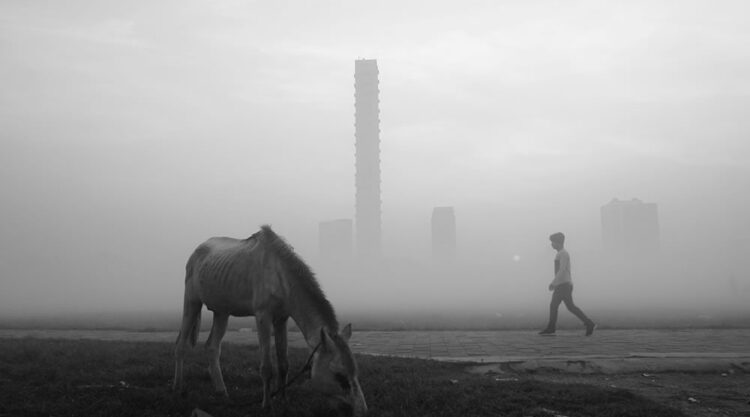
[2,328,749,367]
[347,328,750,374]
[348,328,750,362]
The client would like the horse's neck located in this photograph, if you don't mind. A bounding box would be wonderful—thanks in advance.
[286,286,336,348]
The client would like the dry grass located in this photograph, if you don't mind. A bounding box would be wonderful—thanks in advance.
[0,338,685,417]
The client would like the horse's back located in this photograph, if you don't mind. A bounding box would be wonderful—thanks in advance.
[186,236,267,316]
[204,236,253,252]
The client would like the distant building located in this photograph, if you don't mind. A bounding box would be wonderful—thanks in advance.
[319,219,353,262]
[354,59,381,260]
[432,207,456,260]
[601,198,660,256]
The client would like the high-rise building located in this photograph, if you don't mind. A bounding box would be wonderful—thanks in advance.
[319,219,353,262]
[601,198,660,255]
[354,59,381,260]
[431,206,456,260]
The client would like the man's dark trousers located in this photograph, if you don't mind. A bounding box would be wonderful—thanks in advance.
[545,282,593,330]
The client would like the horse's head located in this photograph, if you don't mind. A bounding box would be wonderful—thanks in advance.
[310,324,367,416]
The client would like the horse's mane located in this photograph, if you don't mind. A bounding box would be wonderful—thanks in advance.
[259,225,339,331]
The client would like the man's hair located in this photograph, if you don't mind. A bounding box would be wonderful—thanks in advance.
[549,232,565,244]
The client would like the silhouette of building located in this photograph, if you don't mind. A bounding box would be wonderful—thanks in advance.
[601,198,660,255]
[319,219,353,262]
[431,206,456,260]
[354,59,381,260]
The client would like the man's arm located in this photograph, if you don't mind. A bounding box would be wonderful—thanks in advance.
[549,251,570,288]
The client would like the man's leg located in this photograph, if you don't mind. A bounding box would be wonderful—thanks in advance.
[540,288,564,334]
[560,285,595,335]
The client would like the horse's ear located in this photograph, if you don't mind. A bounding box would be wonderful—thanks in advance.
[341,323,352,342]
[320,327,333,350]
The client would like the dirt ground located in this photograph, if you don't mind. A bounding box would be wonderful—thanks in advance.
[528,371,750,417]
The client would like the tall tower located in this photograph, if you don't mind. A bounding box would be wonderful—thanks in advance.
[354,59,381,260]
[431,207,457,261]
[601,198,660,256]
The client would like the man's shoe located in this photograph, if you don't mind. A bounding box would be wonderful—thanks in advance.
[538,328,555,335]
[585,322,596,336]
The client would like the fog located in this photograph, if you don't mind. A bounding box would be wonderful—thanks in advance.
[1,0,749,325]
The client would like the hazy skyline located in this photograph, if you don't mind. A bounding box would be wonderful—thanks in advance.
[1,0,749,316]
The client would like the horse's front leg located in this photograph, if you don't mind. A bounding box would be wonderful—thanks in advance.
[255,313,274,408]
[273,317,289,398]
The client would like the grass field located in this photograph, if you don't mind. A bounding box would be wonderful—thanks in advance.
[0,338,687,417]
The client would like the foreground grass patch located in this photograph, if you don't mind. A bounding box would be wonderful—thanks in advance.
[0,338,685,417]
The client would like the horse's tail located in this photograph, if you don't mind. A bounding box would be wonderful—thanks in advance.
[176,249,204,348]
[188,309,201,347]
[175,293,202,348]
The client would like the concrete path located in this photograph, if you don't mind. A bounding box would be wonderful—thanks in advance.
[2,328,749,373]
[349,328,750,360]
[348,328,750,373]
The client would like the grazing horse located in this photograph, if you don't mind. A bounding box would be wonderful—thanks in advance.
[173,225,367,416]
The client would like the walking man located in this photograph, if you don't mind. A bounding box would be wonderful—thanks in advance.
[539,232,596,336]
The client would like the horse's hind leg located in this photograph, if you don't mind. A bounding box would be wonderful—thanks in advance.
[273,317,289,398]
[206,312,230,396]
[255,313,274,407]
[173,298,202,393]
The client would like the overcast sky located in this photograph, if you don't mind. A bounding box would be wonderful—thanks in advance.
[1,0,749,316]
